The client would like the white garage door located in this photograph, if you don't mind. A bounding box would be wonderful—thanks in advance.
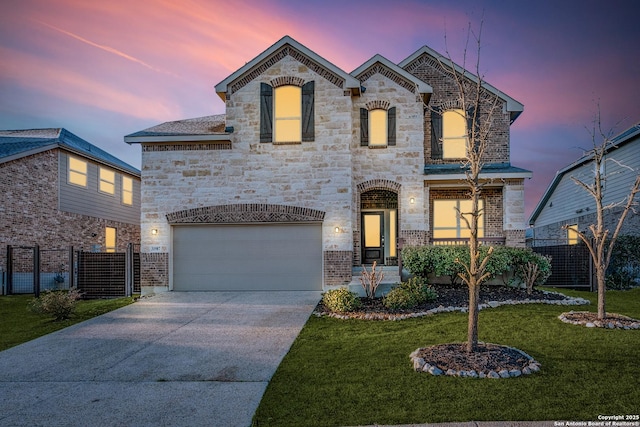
[172,223,323,291]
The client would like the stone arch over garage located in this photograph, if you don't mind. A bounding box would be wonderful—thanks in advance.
[166,203,325,224]
[355,180,401,266]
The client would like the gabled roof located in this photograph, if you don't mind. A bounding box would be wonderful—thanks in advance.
[124,115,229,143]
[351,54,432,103]
[424,162,532,181]
[528,122,640,225]
[214,35,361,100]
[0,128,140,176]
[399,45,524,123]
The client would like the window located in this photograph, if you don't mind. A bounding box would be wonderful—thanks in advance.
[99,167,115,195]
[389,210,397,257]
[433,199,484,239]
[274,85,301,142]
[360,107,396,147]
[105,227,116,252]
[567,224,579,245]
[442,109,467,158]
[260,81,314,143]
[122,176,133,205]
[68,156,87,187]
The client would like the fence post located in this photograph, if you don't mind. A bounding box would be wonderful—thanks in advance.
[69,246,75,289]
[125,243,133,297]
[6,245,13,295]
[34,245,40,298]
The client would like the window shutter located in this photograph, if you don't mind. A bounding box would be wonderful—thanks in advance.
[301,81,315,142]
[260,83,273,143]
[360,108,369,146]
[387,107,396,146]
[430,108,443,159]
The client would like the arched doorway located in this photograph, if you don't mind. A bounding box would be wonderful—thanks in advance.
[360,189,398,265]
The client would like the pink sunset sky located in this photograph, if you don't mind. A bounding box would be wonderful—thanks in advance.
[1,0,639,219]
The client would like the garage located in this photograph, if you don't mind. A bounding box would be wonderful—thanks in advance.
[172,223,323,291]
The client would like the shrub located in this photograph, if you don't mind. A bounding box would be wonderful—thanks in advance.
[383,277,438,310]
[401,245,552,290]
[322,288,361,313]
[606,235,640,289]
[29,289,82,321]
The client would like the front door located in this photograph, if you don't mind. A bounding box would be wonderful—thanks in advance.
[362,212,384,265]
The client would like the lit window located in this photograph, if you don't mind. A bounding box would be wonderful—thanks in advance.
[105,227,116,252]
[433,199,484,239]
[68,156,87,187]
[122,176,133,205]
[442,109,467,159]
[567,224,579,245]
[369,109,387,146]
[99,167,115,195]
[274,85,301,143]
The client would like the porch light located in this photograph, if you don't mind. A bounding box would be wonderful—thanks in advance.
[335,227,340,233]
[151,229,158,235]
[410,197,415,204]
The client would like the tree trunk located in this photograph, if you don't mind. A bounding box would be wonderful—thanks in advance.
[597,264,606,319]
[466,279,480,352]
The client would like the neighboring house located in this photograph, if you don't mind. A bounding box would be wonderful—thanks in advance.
[125,35,531,292]
[0,128,141,274]
[529,122,640,244]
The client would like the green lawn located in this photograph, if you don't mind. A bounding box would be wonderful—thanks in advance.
[253,288,640,426]
[0,294,136,351]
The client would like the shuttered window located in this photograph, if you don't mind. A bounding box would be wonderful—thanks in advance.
[360,107,396,147]
[260,81,314,143]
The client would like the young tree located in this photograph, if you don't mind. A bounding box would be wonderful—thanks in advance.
[564,113,640,320]
[436,22,504,352]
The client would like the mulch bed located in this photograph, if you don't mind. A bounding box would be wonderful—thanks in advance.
[414,342,535,374]
[559,311,640,329]
[315,284,567,318]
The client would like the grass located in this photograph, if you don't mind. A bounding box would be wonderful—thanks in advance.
[0,294,136,351]
[253,287,640,426]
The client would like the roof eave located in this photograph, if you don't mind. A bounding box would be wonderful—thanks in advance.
[215,35,360,99]
[352,54,434,96]
[425,170,533,182]
[124,134,231,144]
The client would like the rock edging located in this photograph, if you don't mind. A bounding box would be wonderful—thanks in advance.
[409,343,541,379]
[315,290,590,321]
[559,311,640,329]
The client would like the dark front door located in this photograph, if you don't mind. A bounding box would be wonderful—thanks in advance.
[362,212,384,265]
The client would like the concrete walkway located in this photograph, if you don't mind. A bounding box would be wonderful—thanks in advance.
[0,291,321,427]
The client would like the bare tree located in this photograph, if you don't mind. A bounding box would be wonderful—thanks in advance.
[563,112,640,320]
[436,22,504,352]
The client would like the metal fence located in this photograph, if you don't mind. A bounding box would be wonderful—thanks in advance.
[4,244,139,298]
[528,239,594,291]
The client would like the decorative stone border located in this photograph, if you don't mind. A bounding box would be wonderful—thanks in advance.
[409,343,541,379]
[559,311,640,329]
[315,290,591,321]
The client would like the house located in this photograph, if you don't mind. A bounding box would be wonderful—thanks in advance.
[0,128,141,272]
[125,36,531,292]
[529,122,640,244]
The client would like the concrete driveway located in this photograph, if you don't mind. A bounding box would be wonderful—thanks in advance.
[0,291,321,427]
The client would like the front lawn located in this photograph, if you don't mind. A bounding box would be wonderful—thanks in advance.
[253,288,640,426]
[0,294,136,351]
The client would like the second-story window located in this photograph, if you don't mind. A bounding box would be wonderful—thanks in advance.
[68,156,87,187]
[360,107,396,147]
[260,81,314,143]
[274,85,301,143]
[122,176,133,205]
[99,167,115,195]
[442,109,467,159]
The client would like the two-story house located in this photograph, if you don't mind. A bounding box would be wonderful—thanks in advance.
[0,128,141,273]
[125,36,530,293]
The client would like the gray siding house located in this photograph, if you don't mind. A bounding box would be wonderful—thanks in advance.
[529,123,640,243]
[0,128,141,272]
[126,36,531,293]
